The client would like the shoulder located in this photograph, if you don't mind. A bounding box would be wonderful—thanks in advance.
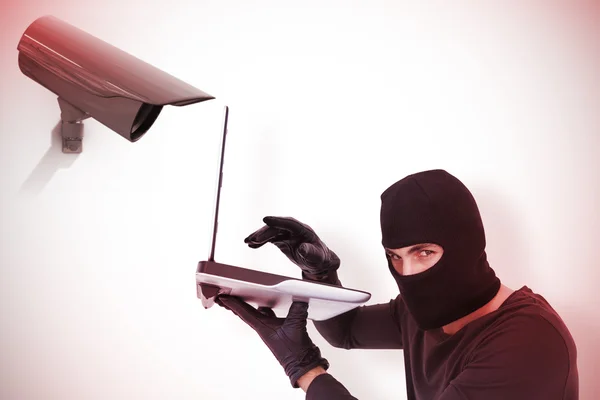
[491,287,574,343]
[476,286,574,353]
[475,311,569,359]
[468,286,577,378]
[448,288,579,399]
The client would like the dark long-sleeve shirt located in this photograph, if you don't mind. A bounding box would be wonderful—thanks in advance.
[307,285,578,400]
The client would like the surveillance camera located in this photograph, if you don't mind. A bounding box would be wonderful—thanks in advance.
[17,15,215,153]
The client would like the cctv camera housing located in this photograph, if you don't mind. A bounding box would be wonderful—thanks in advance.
[17,15,215,145]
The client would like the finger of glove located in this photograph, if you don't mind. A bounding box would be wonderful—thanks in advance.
[214,296,229,309]
[283,301,309,330]
[244,226,286,246]
[263,216,313,237]
[247,242,265,249]
[217,296,266,330]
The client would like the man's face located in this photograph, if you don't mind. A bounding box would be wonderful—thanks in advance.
[385,243,444,276]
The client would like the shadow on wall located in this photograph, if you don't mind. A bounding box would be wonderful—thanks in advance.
[19,121,80,196]
[564,308,600,400]
[474,183,599,397]
[469,184,533,290]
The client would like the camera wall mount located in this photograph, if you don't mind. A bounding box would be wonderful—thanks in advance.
[58,97,88,153]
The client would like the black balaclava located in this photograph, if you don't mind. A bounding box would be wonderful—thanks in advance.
[380,169,500,331]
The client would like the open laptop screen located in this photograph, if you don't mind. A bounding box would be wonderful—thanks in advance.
[208,105,229,262]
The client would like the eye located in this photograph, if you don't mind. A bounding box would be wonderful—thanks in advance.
[418,250,435,257]
[386,252,400,260]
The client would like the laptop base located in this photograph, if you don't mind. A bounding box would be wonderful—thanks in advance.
[196,261,371,321]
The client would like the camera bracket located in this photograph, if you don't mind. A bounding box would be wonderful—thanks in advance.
[58,97,90,153]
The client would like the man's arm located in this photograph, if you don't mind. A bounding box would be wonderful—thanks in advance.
[312,271,405,350]
[437,314,577,400]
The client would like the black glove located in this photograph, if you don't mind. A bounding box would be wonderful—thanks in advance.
[244,216,340,282]
[216,295,329,388]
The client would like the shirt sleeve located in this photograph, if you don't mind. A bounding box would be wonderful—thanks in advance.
[305,373,358,400]
[436,314,575,400]
[313,295,404,350]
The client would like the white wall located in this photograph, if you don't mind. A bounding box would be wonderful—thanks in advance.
[1,1,598,399]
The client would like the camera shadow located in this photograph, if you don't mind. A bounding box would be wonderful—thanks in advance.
[470,185,534,291]
[19,121,80,196]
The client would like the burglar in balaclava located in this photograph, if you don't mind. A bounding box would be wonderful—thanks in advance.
[217,169,578,400]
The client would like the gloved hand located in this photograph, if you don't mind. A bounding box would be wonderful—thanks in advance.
[216,295,329,388]
[244,216,340,282]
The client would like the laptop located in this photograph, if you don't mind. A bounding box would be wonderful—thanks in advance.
[195,106,371,321]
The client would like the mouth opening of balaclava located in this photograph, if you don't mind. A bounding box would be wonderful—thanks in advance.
[380,169,500,331]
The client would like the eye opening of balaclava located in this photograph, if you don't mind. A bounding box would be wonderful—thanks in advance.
[380,169,500,331]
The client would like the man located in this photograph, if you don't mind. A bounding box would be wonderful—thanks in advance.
[216,169,579,399]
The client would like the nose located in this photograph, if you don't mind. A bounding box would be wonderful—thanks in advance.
[391,260,417,276]
[402,261,417,276]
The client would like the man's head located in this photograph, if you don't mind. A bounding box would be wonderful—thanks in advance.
[380,169,500,330]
